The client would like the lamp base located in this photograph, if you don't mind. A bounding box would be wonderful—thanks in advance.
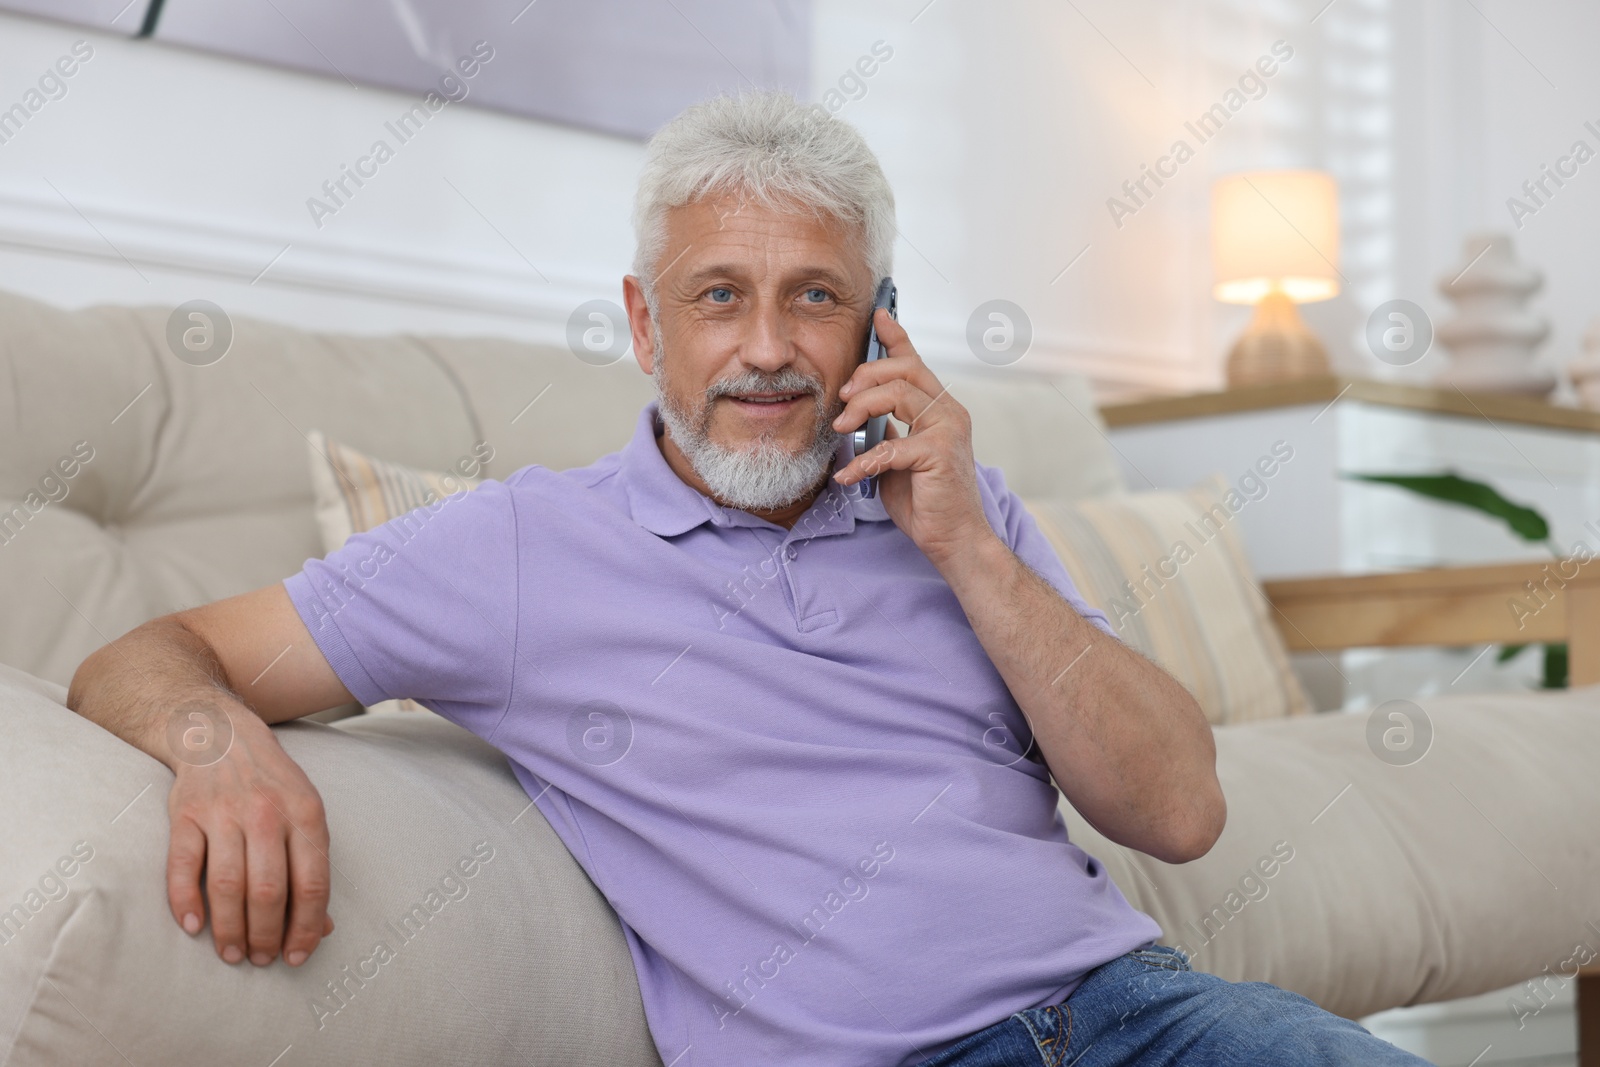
[1226,291,1329,387]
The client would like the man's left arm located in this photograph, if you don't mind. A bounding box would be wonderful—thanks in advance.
[832,308,1225,864]
[933,534,1224,863]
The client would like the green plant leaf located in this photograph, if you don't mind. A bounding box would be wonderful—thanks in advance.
[1543,642,1569,689]
[1495,642,1567,687]
[1344,472,1550,543]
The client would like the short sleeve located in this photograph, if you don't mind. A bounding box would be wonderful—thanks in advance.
[282,477,523,735]
[976,462,1120,641]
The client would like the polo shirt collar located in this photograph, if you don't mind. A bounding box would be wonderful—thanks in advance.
[620,400,892,537]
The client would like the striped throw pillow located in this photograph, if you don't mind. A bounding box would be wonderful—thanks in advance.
[1023,479,1312,724]
[306,431,488,712]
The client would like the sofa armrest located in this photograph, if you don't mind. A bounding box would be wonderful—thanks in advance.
[1262,559,1600,686]
[0,667,660,1067]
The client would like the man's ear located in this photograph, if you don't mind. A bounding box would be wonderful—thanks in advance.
[622,275,656,375]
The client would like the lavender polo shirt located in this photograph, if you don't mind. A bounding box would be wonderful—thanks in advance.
[284,400,1162,1067]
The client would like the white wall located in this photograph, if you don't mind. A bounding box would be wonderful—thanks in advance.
[818,0,1393,396]
[1390,0,1600,395]
[0,1,1595,400]
[0,10,642,345]
[827,0,1600,397]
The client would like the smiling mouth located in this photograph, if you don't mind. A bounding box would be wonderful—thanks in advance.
[725,392,809,409]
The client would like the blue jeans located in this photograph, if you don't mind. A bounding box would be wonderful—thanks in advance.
[921,944,1432,1066]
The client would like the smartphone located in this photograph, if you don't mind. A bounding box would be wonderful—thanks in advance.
[851,277,897,499]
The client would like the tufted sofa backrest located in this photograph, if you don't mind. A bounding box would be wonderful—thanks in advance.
[0,288,1122,686]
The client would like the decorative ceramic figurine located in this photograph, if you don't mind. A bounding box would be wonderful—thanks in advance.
[1433,232,1553,396]
[1568,316,1600,409]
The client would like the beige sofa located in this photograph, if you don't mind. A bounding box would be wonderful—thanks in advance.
[2,288,1597,1066]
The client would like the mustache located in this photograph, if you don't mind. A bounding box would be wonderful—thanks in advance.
[705,370,825,401]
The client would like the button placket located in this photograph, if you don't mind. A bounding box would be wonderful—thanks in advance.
[739,527,796,624]
[783,517,840,633]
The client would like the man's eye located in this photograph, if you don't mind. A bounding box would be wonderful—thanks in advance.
[803,288,831,304]
[707,287,734,303]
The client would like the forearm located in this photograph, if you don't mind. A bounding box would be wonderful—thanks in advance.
[65,586,339,967]
[66,616,259,771]
[936,534,1224,863]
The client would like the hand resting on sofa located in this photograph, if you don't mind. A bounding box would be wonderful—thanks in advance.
[67,582,355,970]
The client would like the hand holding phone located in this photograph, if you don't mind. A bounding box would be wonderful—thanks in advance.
[850,277,897,499]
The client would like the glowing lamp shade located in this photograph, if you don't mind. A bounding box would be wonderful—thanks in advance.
[1212,170,1340,305]
[1212,170,1340,385]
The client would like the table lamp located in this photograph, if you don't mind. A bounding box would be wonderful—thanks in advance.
[1211,170,1340,386]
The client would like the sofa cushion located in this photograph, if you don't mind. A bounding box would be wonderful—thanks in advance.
[1059,682,1600,1021]
[307,430,487,568]
[307,431,491,714]
[0,662,660,1067]
[1024,478,1314,724]
[940,369,1125,501]
[0,289,660,690]
[0,289,488,688]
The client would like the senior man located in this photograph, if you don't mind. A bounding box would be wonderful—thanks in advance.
[68,92,1428,1066]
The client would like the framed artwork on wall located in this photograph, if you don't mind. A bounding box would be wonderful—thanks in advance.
[1,0,812,139]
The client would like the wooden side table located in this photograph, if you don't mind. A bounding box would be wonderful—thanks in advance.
[1262,557,1600,688]
[1582,966,1600,1067]
[1100,375,1600,581]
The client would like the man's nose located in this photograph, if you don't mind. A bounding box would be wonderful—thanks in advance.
[739,302,793,372]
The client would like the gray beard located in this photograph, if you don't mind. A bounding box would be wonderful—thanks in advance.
[651,328,845,512]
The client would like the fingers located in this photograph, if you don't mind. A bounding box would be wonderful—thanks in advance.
[840,308,944,400]
[204,824,248,964]
[833,377,957,442]
[167,722,336,969]
[183,810,333,967]
[281,802,333,968]
[243,808,290,966]
[834,430,929,488]
[167,814,208,937]
[873,305,917,357]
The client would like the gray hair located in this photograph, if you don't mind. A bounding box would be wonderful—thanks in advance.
[631,90,895,314]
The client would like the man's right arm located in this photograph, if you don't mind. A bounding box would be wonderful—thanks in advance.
[66,582,355,969]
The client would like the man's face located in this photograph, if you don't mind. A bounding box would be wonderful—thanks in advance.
[624,193,878,511]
